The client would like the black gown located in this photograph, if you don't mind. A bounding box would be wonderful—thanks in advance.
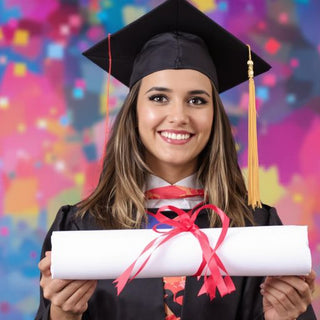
[35,204,316,320]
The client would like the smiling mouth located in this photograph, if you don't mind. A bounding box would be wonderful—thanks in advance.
[159,131,193,140]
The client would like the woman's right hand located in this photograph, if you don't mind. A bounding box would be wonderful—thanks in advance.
[38,251,97,320]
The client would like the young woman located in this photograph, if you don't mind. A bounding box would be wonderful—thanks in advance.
[36,1,316,319]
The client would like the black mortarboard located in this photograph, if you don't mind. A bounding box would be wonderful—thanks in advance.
[82,0,271,92]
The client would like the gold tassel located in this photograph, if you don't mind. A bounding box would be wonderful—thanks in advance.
[247,45,262,209]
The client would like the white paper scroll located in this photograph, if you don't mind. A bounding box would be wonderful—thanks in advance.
[51,226,311,279]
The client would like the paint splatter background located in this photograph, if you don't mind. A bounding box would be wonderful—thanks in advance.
[0,0,319,318]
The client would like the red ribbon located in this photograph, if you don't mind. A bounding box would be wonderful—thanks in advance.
[105,33,112,141]
[113,203,235,300]
[145,185,204,200]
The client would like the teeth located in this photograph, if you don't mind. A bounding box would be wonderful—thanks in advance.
[161,132,191,140]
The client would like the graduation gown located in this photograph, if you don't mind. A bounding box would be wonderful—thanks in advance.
[35,204,316,320]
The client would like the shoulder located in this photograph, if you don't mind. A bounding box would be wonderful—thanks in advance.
[39,204,100,257]
[50,204,100,231]
[251,203,283,227]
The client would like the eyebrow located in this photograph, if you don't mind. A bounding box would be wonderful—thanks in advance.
[189,90,211,97]
[145,87,172,94]
[145,87,211,97]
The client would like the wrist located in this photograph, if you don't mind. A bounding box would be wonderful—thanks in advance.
[50,304,82,320]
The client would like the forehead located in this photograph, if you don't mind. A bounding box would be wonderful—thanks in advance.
[140,69,212,91]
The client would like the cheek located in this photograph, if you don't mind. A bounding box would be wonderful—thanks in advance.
[137,105,156,143]
[197,109,214,135]
[137,104,162,130]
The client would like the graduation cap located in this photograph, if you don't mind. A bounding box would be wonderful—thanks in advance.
[83,0,270,92]
[83,0,271,208]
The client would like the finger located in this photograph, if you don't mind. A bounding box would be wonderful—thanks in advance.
[59,281,97,314]
[262,280,296,312]
[273,276,312,304]
[43,279,73,301]
[262,289,289,316]
[38,253,52,277]
[69,281,98,314]
[50,280,91,307]
[263,277,310,316]
[266,278,304,304]
[305,270,316,293]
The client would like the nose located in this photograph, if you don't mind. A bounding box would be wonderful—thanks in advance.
[168,100,189,125]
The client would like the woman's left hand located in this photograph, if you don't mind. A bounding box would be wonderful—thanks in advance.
[261,270,316,320]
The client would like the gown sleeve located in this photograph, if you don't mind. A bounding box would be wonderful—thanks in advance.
[35,205,91,320]
[239,205,316,320]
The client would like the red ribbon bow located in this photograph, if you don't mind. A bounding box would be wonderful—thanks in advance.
[113,203,235,300]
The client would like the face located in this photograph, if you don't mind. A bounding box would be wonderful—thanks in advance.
[136,69,214,181]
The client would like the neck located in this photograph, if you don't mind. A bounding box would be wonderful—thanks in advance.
[149,164,196,184]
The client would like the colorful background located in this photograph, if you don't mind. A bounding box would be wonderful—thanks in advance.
[0,0,319,319]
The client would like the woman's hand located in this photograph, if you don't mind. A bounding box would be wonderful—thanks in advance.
[39,251,97,320]
[261,270,316,320]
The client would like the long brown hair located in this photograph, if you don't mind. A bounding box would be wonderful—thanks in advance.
[77,80,253,228]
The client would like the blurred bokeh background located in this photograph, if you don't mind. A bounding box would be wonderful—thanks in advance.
[0,0,319,319]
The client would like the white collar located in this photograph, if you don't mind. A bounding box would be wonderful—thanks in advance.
[145,173,202,191]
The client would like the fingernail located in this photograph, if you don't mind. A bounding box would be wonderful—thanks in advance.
[260,289,265,295]
[260,283,264,289]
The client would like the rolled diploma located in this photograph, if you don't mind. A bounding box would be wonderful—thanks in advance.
[51,225,311,279]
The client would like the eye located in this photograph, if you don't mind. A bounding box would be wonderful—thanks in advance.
[149,94,168,103]
[188,96,208,105]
